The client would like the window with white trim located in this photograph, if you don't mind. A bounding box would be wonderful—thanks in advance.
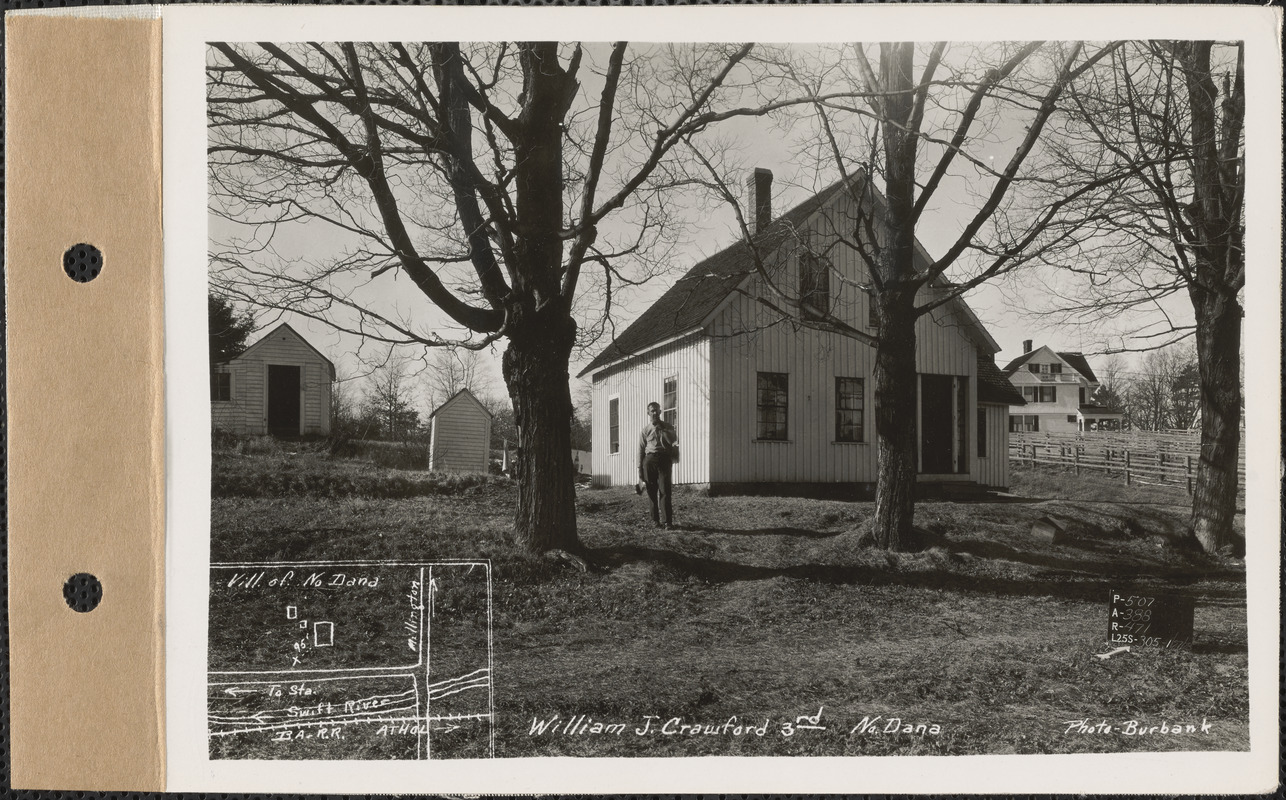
[1009,414,1040,433]
[835,377,864,442]
[756,372,789,441]
[211,370,232,402]
[799,251,830,321]
[609,397,620,454]
[662,377,677,427]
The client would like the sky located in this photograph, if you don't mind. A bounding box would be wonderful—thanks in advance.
[209,41,1199,417]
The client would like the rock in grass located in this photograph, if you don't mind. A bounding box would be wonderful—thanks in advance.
[1031,515,1068,544]
[543,548,591,573]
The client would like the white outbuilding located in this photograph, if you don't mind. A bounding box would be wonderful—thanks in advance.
[211,322,335,438]
[428,388,493,473]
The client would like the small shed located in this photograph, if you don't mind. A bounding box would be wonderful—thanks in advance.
[211,322,335,437]
[428,389,493,473]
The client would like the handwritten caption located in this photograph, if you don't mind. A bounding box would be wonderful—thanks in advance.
[1064,718,1214,736]
[528,707,943,739]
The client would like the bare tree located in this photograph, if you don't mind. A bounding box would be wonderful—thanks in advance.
[363,352,420,441]
[208,42,804,554]
[424,346,489,410]
[1092,353,1129,422]
[1029,41,1243,553]
[690,42,1120,551]
[1123,345,1194,431]
[329,370,363,439]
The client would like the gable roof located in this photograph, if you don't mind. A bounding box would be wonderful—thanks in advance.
[1058,352,1097,383]
[581,173,1003,377]
[978,354,1027,405]
[1002,346,1098,383]
[429,387,493,420]
[580,178,854,377]
[233,322,336,380]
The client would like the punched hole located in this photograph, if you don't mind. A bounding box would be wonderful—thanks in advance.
[63,243,103,283]
[63,573,103,613]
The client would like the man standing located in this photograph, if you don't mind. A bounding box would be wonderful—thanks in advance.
[638,401,678,529]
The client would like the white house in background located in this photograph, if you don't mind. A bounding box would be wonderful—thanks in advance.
[1002,342,1123,433]
[428,388,493,473]
[580,168,1027,495]
[211,322,334,437]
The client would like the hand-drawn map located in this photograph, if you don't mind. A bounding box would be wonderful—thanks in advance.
[208,561,493,759]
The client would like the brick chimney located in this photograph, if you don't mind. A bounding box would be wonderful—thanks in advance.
[1022,339,1033,354]
[746,168,773,235]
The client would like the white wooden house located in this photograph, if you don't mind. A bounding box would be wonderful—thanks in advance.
[1003,342,1123,433]
[211,322,334,437]
[581,169,1026,494]
[428,388,493,473]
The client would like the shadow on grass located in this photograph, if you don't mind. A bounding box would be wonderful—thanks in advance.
[584,543,1245,604]
[689,525,844,539]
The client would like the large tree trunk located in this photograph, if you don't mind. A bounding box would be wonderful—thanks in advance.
[1188,285,1242,555]
[502,308,580,554]
[870,42,922,553]
[497,43,582,555]
[1172,41,1244,556]
[872,289,919,552]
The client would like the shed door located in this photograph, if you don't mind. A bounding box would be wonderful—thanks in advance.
[267,364,301,437]
[919,374,954,474]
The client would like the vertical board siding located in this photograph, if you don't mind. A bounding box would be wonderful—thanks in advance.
[590,336,710,486]
[214,326,332,436]
[590,184,1009,490]
[707,188,979,485]
[977,404,1010,488]
[710,295,880,483]
[429,396,491,473]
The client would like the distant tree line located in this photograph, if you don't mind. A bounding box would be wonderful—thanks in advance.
[1093,345,1205,432]
[328,345,592,453]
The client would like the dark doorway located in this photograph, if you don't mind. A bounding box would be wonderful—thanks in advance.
[920,374,954,474]
[267,364,301,437]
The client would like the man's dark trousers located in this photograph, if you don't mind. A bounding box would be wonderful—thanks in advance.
[643,452,673,526]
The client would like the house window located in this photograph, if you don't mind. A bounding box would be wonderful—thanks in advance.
[1009,415,1040,433]
[867,292,879,330]
[1067,415,1077,424]
[609,398,620,454]
[662,377,677,427]
[1049,363,1062,374]
[1028,363,1041,374]
[1022,386,1056,403]
[756,372,789,441]
[1079,387,1087,405]
[835,377,864,442]
[977,408,987,457]
[799,252,830,321]
[211,370,232,402]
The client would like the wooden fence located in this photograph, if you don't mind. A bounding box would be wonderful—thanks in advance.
[1009,431,1245,494]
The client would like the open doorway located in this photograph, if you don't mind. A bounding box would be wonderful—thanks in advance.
[267,364,301,437]
[919,374,968,475]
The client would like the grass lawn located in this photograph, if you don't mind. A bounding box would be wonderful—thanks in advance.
[210,454,1249,757]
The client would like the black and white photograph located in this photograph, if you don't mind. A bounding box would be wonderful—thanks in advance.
[169,8,1277,791]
